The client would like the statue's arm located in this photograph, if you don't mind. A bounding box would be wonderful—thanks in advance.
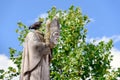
[27,32,50,55]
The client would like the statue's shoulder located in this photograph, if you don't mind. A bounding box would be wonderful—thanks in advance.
[27,31,34,36]
[26,31,36,40]
[26,30,44,42]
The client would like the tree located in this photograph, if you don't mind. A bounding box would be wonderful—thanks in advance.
[0,5,120,80]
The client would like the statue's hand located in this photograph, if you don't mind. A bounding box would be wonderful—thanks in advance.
[45,42,50,47]
[49,42,55,49]
[45,42,55,49]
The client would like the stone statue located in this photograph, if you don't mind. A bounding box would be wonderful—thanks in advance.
[20,17,60,80]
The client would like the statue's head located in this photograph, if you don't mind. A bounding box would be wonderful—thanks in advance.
[29,21,43,30]
[50,18,60,45]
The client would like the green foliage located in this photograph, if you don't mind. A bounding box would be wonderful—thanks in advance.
[0,22,28,80]
[0,5,120,80]
[48,6,119,80]
[17,22,29,45]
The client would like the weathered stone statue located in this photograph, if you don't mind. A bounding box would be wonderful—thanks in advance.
[20,17,60,80]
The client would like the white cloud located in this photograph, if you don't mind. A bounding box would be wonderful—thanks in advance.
[0,54,17,70]
[111,48,120,69]
[87,35,120,44]
[26,13,48,25]
[35,13,48,22]
[39,13,48,18]
[89,18,95,22]
[0,54,19,80]
[0,54,9,70]
[111,35,120,43]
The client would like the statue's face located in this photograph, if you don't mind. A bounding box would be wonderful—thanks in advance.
[49,18,60,45]
[50,31,60,44]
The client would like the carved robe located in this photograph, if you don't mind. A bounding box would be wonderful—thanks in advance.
[20,30,51,80]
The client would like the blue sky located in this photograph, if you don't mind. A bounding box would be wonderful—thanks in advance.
[0,0,120,56]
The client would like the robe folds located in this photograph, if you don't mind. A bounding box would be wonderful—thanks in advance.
[20,30,51,80]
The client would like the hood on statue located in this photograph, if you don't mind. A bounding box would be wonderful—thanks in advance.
[50,17,60,45]
[29,21,43,30]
